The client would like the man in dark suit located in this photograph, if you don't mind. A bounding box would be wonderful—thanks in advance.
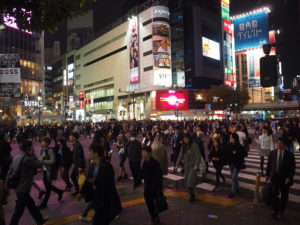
[171,126,183,173]
[266,137,295,219]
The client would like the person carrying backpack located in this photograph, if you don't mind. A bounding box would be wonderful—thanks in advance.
[6,140,48,225]
[38,137,64,209]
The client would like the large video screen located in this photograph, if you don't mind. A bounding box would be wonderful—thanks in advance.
[156,90,188,111]
[202,37,220,60]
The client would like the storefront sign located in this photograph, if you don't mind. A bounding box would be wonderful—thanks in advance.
[223,19,233,34]
[154,70,172,87]
[24,101,42,107]
[126,83,145,92]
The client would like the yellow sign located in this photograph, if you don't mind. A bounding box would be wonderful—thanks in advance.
[222,0,230,6]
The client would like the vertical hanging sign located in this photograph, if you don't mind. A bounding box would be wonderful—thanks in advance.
[129,16,140,83]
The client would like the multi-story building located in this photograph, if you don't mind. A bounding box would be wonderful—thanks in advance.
[64,0,224,121]
[0,18,44,123]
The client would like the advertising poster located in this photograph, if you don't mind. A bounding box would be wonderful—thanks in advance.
[129,17,139,83]
[0,54,21,97]
[156,90,188,111]
[233,11,269,51]
[152,22,172,86]
[202,37,220,60]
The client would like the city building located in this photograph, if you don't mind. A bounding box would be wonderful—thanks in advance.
[0,17,44,124]
[63,0,225,121]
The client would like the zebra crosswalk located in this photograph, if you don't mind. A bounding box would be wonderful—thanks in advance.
[165,149,300,204]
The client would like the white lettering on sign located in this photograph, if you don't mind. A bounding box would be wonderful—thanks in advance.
[126,83,146,92]
[154,9,170,17]
[24,101,42,107]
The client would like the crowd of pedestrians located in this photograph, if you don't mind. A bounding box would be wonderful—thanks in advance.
[0,118,299,224]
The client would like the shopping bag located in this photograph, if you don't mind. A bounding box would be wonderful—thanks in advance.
[154,193,168,214]
[78,172,86,189]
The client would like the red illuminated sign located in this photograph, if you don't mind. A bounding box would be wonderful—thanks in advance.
[223,19,233,34]
[79,91,84,100]
[156,90,188,111]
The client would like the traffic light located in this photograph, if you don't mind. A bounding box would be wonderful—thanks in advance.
[79,91,84,101]
[260,55,278,87]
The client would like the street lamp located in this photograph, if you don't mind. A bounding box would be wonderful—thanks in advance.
[119,89,135,120]
[37,92,42,125]
[175,100,179,120]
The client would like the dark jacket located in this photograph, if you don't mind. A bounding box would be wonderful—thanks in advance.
[172,133,182,153]
[93,160,122,225]
[81,162,98,202]
[6,152,42,193]
[73,141,86,169]
[125,140,142,163]
[228,143,245,170]
[142,157,163,198]
[209,146,225,169]
[59,145,73,168]
[266,149,296,186]
[194,137,205,160]
[40,147,58,180]
[0,140,12,180]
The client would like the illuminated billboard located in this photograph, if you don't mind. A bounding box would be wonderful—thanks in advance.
[3,13,32,34]
[155,90,188,111]
[129,16,139,83]
[152,12,172,87]
[202,37,220,60]
[233,11,269,51]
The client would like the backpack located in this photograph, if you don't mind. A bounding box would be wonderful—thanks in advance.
[6,156,27,189]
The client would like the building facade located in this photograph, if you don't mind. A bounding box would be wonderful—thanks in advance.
[0,21,44,123]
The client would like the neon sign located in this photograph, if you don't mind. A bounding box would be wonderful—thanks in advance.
[156,90,188,111]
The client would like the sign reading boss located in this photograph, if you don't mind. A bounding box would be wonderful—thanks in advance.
[0,68,21,83]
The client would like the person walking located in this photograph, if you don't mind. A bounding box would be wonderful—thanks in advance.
[151,135,168,176]
[7,140,48,225]
[266,138,296,219]
[171,126,183,173]
[124,132,142,189]
[57,138,73,191]
[175,134,201,203]
[142,146,164,225]
[257,127,274,176]
[89,143,122,225]
[116,131,128,181]
[70,132,86,196]
[227,133,246,198]
[38,137,64,209]
[209,139,225,191]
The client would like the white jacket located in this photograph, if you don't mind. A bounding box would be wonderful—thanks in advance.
[258,134,274,150]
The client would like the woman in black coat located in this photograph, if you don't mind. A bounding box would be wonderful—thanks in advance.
[89,143,122,225]
[209,139,225,191]
[227,133,246,198]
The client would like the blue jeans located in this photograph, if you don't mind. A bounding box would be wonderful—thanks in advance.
[229,164,239,194]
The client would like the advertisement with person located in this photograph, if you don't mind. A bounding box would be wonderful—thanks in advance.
[152,22,172,86]
[129,16,139,83]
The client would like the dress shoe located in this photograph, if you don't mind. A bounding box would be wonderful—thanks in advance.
[189,194,195,203]
[228,192,235,199]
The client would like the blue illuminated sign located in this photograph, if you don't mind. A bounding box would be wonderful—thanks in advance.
[233,11,269,51]
[248,78,261,87]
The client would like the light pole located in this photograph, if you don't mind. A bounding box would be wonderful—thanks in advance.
[175,100,179,120]
[37,91,42,125]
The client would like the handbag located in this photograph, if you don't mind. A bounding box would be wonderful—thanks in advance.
[261,181,272,206]
[78,172,86,189]
[154,193,168,214]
